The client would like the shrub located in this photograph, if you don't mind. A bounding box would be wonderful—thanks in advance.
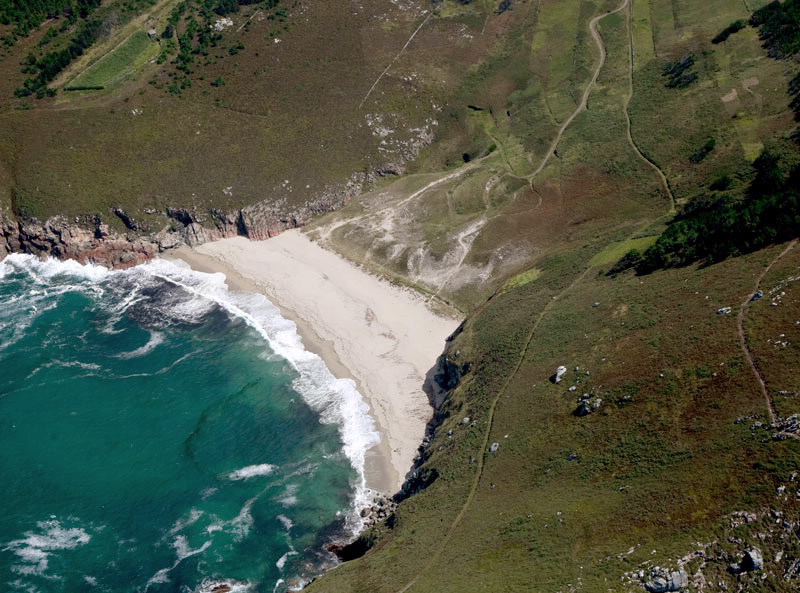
[712,19,747,44]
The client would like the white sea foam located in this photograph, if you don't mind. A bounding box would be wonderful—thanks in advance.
[9,580,41,593]
[115,351,196,379]
[227,463,277,481]
[166,509,204,538]
[0,255,110,353]
[276,549,298,570]
[136,258,381,526]
[4,519,91,577]
[202,495,257,542]
[3,254,380,538]
[227,497,256,542]
[26,360,102,381]
[278,484,299,508]
[172,535,212,559]
[276,514,293,531]
[195,578,254,593]
[2,253,111,284]
[146,536,213,588]
[116,331,165,359]
[200,487,218,500]
[101,291,146,334]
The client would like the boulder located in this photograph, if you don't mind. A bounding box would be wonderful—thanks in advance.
[729,547,764,574]
[574,401,593,417]
[574,397,602,417]
[552,365,567,384]
[489,442,499,453]
[741,547,764,572]
[645,569,688,592]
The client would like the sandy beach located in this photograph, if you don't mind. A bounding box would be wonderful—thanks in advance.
[170,231,460,495]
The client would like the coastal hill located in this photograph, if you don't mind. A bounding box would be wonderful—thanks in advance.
[2,0,800,591]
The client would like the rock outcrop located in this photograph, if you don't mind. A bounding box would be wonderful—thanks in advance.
[0,213,157,268]
[645,569,688,592]
[730,547,764,573]
[574,394,602,417]
[0,171,369,268]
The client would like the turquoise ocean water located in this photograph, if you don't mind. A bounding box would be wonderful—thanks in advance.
[0,254,380,593]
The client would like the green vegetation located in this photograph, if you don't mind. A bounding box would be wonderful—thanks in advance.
[623,151,800,273]
[712,18,747,44]
[690,137,716,163]
[14,18,102,97]
[749,0,800,121]
[662,53,698,88]
[750,0,800,58]
[502,267,541,290]
[69,30,159,88]
[157,0,284,95]
[589,236,659,267]
[0,0,101,38]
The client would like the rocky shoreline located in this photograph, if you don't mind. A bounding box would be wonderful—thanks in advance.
[0,170,378,268]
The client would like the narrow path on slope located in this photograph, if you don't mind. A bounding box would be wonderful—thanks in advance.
[524,0,631,183]
[623,2,676,213]
[429,0,630,303]
[395,261,598,593]
[316,165,479,243]
[425,175,498,303]
[394,5,632,591]
[359,7,439,109]
[737,239,798,425]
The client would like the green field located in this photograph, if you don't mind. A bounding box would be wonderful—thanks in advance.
[589,235,659,266]
[69,31,159,89]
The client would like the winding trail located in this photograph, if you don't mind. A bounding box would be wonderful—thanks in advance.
[525,0,630,182]
[430,0,634,301]
[623,2,676,212]
[737,239,798,425]
[316,165,479,244]
[395,258,599,593]
[392,3,634,591]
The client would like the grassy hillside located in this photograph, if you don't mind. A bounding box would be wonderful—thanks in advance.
[301,0,800,591]
[0,0,506,226]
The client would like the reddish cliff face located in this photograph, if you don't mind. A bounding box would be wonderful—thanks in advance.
[0,213,158,268]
